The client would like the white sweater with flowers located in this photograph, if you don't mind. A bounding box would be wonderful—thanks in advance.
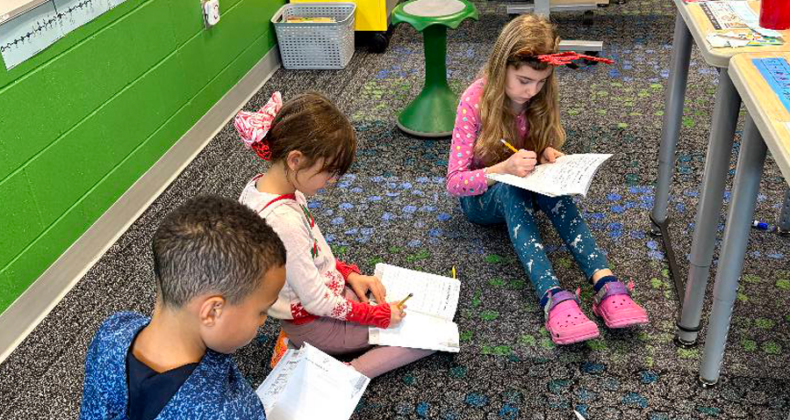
[239,176,390,328]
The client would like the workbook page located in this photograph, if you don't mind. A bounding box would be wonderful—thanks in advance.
[256,349,301,415]
[369,311,460,353]
[256,344,369,420]
[374,263,460,321]
[485,154,612,197]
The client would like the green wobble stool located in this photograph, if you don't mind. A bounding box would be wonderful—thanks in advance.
[392,0,478,137]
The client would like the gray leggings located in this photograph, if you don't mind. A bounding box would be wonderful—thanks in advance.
[281,288,435,379]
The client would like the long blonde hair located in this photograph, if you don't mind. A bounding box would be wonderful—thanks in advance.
[475,14,566,166]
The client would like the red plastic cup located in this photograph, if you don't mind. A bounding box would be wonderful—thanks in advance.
[759,0,790,30]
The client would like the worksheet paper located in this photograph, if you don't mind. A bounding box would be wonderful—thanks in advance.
[706,29,784,48]
[485,154,612,197]
[368,264,461,352]
[369,311,460,352]
[256,343,369,420]
[701,1,757,30]
[373,263,460,320]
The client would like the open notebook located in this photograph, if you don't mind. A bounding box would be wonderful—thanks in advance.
[256,343,369,420]
[368,263,461,353]
[485,154,612,197]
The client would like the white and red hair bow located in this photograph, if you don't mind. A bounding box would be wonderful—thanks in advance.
[234,91,283,160]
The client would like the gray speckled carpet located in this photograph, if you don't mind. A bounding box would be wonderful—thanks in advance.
[1,1,789,419]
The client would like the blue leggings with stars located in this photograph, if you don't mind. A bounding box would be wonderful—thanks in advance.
[460,183,609,302]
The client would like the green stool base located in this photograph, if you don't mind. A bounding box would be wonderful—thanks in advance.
[396,84,458,137]
[396,121,452,138]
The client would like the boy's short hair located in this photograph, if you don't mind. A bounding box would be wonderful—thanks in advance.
[152,195,286,307]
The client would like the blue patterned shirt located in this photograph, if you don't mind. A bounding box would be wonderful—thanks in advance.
[79,312,266,420]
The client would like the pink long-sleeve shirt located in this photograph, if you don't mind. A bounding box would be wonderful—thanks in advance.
[446,79,529,197]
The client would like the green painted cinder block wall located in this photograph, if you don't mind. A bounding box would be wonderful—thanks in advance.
[0,0,286,314]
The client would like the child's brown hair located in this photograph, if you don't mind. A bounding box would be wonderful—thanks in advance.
[265,92,357,177]
[475,14,566,166]
[153,195,286,308]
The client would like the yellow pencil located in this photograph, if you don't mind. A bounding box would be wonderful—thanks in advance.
[452,266,457,280]
[397,293,413,309]
[500,138,519,154]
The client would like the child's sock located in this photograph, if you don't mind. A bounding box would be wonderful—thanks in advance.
[593,275,618,293]
[539,287,562,309]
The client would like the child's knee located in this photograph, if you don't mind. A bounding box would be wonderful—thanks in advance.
[540,195,577,215]
[499,184,533,207]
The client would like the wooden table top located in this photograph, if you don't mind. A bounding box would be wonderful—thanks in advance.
[730,52,790,185]
[674,0,790,68]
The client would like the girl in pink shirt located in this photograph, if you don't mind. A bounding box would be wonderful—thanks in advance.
[446,15,649,345]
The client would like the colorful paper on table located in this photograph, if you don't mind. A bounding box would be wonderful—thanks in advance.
[369,264,461,352]
[701,1,757,30]
[706,29,784,48]
[749,24,783,38]
[729,1,759,23]
[753,58,790,114]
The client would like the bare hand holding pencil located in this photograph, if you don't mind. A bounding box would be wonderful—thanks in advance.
[495,139,537,177]
[382,293,411,328]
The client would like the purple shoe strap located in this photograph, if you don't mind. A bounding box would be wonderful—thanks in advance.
[594,281,630,304]
[544,290,579,318]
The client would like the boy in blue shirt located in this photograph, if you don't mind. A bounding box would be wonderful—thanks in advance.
[79,195,287,420]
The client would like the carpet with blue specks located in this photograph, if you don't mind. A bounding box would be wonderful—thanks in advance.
[1,1,789,419]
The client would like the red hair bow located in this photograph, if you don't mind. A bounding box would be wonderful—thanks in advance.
[537,51,614,66]
[251,141,272,161]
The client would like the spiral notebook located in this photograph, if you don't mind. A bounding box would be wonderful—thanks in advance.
[368,264,461,353]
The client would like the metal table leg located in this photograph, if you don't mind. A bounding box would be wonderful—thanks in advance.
[651,13,692,229]
[699,115,767,386]
[676,68,742,346]
[649,14,693,305]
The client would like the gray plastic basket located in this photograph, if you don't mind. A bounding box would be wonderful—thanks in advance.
[272,3,356,70]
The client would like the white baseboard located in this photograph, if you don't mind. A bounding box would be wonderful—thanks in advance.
[0,46,282,365]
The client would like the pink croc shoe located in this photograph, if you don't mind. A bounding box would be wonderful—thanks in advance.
[545,290,600,345]
[592,280,649,329]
